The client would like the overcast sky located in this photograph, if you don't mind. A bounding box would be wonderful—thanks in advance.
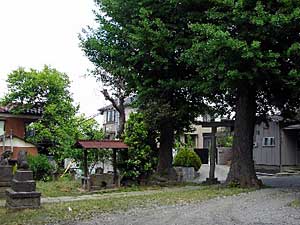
[0,0,106,118]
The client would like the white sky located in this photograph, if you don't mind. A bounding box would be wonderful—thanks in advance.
[0,0,106,118]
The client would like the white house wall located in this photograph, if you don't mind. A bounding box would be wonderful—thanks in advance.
[182,125,211,149]
[125,107,135,120]
[253,121,280,166]
[281,130,297,166]
[0,137,36,148]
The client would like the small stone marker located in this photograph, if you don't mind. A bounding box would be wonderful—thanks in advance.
[0,165,12,198]
[5,150,41,209]
[0,151,13,198]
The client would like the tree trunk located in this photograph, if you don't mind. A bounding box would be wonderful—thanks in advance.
[226,86,262,188]
[156,121,174,176]
[118,105,126,139]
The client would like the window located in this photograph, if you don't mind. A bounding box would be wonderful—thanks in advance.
[262,137,275,147]
[0,121,4,136]
[106,110,116,123]
[25,123,35,138]
[202,114,211,122]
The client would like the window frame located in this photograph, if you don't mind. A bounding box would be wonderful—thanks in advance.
[262,137,275,147]
[0,120,5,136]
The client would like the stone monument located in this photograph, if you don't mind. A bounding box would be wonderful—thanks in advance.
[5,150,41,209]
[0,150,13,198]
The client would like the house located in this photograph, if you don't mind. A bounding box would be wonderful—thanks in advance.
[253,116,300,173]
[98,97,135,139]
[0,105,41,160]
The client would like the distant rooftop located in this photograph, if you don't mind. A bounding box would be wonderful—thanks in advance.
[75,140,128,149]
[0,104,43,116]
[98,96,135,113]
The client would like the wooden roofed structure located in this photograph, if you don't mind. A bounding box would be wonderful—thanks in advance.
[75,140,128,189]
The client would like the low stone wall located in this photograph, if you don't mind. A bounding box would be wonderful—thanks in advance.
[217,147,232,165]
[174,167,195,182]
[89,173,115,190]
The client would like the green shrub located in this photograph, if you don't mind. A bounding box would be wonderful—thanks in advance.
[121,113,158,183]
[217,135,233,147]
[28,154,54,181]
[173,147,202,171]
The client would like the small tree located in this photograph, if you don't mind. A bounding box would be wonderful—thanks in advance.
[120,113,158,183]
[1,66,78,161]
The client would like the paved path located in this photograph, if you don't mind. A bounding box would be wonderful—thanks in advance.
[71,188,300,225]
[261,175,300,188]
[0,186,201,207]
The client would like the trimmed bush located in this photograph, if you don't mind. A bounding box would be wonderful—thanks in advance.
[173,148,202,171]
[28,154,54,181]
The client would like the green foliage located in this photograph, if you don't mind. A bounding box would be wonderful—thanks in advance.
[173,141,202,171]
[1,66,105,162]
[1,66,78,161]
[28,154,54,181]
[217,136,233,148]
[121,113,158,182]
[81,0,210,173]
[183,1,300,117]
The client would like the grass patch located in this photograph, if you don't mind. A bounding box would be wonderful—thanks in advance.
[0,186,253,225]
[289,199,300,208]
[37,178,82,197]
[36,178,163,197]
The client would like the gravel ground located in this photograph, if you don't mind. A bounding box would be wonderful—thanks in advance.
[70,188,300,225]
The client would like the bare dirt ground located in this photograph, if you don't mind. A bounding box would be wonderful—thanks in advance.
[70,187,300,225]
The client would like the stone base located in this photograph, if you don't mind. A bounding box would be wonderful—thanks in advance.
[202,177,221,185]
[5,189,41,209]
[174,167,195,182]
[11,179,36,192]
[14,170,33,181]
[89,173,115,190]
[0,181,11,198]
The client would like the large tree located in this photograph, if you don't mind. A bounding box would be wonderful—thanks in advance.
[80,6,133,138]
[1,66,78,161]
[184,1,300,187]
[81,0,209,176]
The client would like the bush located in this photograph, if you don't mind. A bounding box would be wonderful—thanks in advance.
[217,135,233,147]
[28,154,54,181]
[173,147,202,171]
[121,113,158,183]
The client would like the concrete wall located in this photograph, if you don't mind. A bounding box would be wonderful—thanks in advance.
[253,121,280,166]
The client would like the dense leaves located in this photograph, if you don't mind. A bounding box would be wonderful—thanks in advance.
[1,66,104,162]
[174,137,202,171]
[81,0,210,174]
[1,66,78,160]
[120,113,158,183]
[183,0,300,187]
[28,154,54,181]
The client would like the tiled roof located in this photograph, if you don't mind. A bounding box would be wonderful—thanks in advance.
[75,140,128,149]
[0,104,43,115]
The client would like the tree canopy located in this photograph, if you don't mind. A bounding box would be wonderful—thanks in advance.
[184,0,300,187]
[81,0,210,175]
[1,66,104,161]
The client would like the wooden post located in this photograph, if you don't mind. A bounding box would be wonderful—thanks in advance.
[83,148,88,189]
[209,126,217,179]
[112,149,118,186]
[204,126,220,184]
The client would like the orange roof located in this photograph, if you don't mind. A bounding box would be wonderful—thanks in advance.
[75,140,128,149]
